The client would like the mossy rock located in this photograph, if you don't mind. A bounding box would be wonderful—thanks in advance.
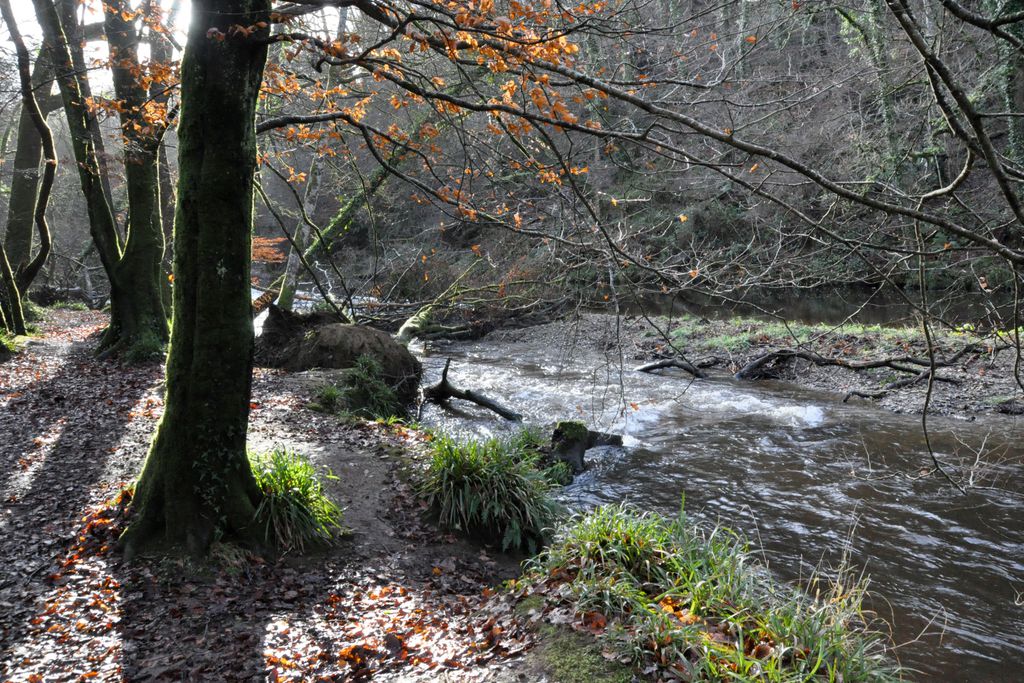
[551,420,623,473]
[995,398,1024,415]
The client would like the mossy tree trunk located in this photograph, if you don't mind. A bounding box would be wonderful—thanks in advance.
[121,0,271,557]
[998,0,1024,163]
[0,246,26,335]
[3,46,59,288]
[29,0,167,357]
[99,0,169,354]
[1,0,57,330]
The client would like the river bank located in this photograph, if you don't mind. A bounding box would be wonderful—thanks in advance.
[1,308,909,681]
[424,310,1024,681]
[0,310,535,681]
[479,311,1024,418]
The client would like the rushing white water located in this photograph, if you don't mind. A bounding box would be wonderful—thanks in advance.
[418,333,1024,682]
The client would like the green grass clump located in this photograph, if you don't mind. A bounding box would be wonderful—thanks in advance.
[249,447,344,552]
[309,383,342,413]
[669,314,923,356]
[21,299,45,322]
[418,432,561,552]
[341,355,405,419]
[527,504,897,682]
[49,300,89,311]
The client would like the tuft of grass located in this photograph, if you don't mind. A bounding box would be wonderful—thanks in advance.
[249,447,344,552]
[417,432,561,552]
[309,383,342,413]
[21,299,45,322]
[341,355,405,420]
[526,504,898,682]
[50,300,89,311]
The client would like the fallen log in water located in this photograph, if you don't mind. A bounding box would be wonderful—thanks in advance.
[634,357,708,379]
[422,358,522,421]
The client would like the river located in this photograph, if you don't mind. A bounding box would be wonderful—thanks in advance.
[417,319,1024,682]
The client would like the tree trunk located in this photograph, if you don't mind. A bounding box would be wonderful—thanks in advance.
[999,0,1024,162]
[100,0,168,354]
[104,146,168,354]
[121,0,271,557]
[3,47,56,276]
[54,0,116,214]
[0,246,26,335]
[31,0,169,357]
[1,0,57,312]
[276,158,320,310]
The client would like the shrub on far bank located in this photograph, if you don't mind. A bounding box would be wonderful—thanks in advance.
[418,431,562,552]
[249,447,344,552]
[523,504,898,682]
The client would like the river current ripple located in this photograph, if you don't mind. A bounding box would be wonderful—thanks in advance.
[418,335,1024,682]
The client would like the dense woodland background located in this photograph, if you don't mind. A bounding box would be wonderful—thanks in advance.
[1,2,1024,681]
[2,0,1023,326]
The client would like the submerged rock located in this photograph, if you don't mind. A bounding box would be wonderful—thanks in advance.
[995,398,1024,416]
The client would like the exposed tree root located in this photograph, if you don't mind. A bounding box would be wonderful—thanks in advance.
[422,358,522,421]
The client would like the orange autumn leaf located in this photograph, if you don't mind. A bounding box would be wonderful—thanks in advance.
[252,236,287,263]
[583,611,607,633]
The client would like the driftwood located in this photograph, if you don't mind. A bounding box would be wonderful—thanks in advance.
[842,368,959,402]
[423,359,522,421]
[634,357,709,379]
[734,345,982,381]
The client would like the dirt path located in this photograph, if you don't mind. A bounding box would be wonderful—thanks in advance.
[0,311,537,682]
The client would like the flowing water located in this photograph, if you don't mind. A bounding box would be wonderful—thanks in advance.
[417,324,1024,682]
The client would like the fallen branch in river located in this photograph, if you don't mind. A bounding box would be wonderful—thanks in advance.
[734,344,983,381]
[634,357,708,379]
[422,359,522,421]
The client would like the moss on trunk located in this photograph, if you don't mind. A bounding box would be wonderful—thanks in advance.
[121,0,271,557]
[0,246,26,335]
[30,0,167,358]
[3,47,57,277]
